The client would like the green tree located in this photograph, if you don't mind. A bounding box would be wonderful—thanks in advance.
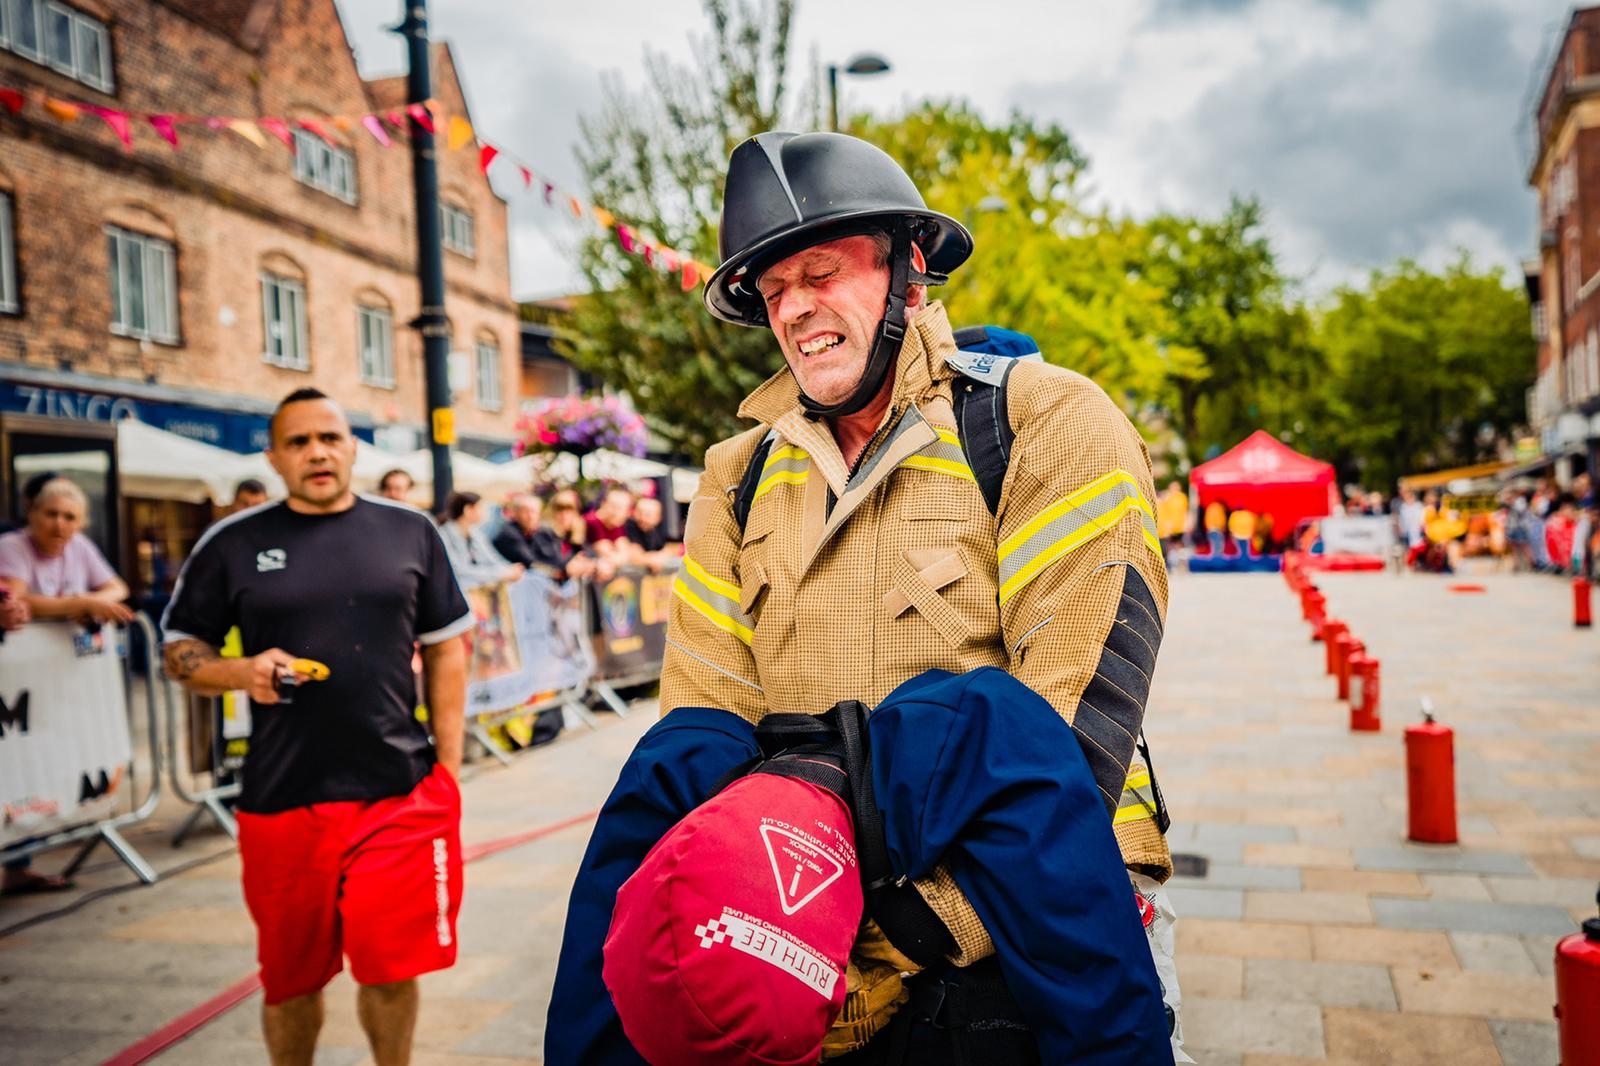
[559,0,802,460]
[1313,255,1535,487]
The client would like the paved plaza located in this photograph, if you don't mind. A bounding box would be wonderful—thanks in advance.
[0,565,1595,1065]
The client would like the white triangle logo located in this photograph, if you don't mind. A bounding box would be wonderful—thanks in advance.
[759,824,845,916]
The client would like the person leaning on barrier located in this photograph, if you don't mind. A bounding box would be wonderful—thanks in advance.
[546,131,1176,1064]
[545,489,604,581]
[492,493,570,576]
[437,490,523,589]
[621,495,678,572]
[0,477,134,627]
[160,387,472,1066]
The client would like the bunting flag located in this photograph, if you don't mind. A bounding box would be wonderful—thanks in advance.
[148,114,179,148]
[2,82,715,292]
[84,104,131,149]
[360,114,392,148]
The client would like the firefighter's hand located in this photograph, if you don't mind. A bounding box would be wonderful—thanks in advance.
[819,960,908,1059]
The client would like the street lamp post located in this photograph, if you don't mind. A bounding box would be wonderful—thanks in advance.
[394,0,454,511]
[827,53,891,131]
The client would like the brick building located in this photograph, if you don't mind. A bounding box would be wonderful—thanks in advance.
[1527,5,1600,482]
[0,0,520,462]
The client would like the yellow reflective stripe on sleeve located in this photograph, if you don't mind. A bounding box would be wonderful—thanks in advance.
[997,469,1161,605]
[1113,768,1158,825]
[754,445,810,502]
[673,556,755,646]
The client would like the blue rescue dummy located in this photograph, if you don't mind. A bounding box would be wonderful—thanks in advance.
[544,669,1172,1065]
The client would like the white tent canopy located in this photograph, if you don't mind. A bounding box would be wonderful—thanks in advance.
[115,420,262,504]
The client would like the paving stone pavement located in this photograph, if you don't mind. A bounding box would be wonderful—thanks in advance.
[0,565,1594,1064]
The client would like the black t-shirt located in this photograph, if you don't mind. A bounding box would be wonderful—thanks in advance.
[162,497,471,814]
[623,519,669,553]
[492,523,568,573]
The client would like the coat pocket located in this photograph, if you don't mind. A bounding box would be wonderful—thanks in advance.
[884,548,972,648]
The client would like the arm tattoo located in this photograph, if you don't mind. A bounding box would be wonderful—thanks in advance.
[164,638,220,681]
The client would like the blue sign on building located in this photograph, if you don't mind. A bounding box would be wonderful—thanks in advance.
[0,380,374,453]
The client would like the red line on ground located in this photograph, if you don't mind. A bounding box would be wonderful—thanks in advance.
[96,807,601,1066]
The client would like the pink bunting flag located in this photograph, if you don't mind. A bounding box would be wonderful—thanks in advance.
[616,224,636,254]
[258,118,294,150]
[661,248,680,273]
[148,114,179,148]
[361,114,392,147]
[297,118,334,145]
[642,243,656,268]
[406,103,435,133]
[83,105,132,150]
[518,165,533,189]
[0,88,24,114]
[386,109,406,129]
[205,117,228,130]
[478,143,499,175]
[543,182,555,206]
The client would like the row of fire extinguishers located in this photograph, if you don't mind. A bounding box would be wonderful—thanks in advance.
[1282,553,1599,1064]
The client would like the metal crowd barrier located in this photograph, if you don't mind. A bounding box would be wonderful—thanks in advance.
[164,687,240,846]
[0,613,165,884]
[466,683,598,768]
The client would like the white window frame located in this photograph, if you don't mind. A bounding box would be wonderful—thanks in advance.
[474,340,501,411]
[441,202,475,258]
[261,272,309,371]
[105,226,178,344]
[291,128,358,204]
[0,191,16,315]
[3,1,112,91]
[357,304,395,389]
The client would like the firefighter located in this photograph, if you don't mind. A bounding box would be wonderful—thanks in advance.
[648,130,1175,1060]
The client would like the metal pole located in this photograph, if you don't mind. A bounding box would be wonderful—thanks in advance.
[396,1,454,510]
[827,63,839,132]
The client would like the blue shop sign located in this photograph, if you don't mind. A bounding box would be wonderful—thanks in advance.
[0,381,373,453]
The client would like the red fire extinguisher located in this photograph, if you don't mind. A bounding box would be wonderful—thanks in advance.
[1577,578,1593,629]
[1349,654,1380,731]
[1323,621,1349,675]
[1339,638,1364,702]
[1555,888,1600,1066]
[1405,700,1456,844]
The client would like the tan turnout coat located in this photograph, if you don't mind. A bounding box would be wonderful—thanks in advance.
[660,301,1171,963]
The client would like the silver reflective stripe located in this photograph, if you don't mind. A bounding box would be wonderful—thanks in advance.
[673,556,756,645]
[998,471,1159,604]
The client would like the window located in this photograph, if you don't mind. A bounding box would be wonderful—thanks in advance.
[0,192,15,314]
[358,305,394,388]
[292,128,357,204]
[2,1,112,91]
[441,203,475,257]
[474,339,501,410]
[106,226,178,343]
[261,273,308,370]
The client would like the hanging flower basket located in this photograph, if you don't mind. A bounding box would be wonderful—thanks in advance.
[514,393,649,465]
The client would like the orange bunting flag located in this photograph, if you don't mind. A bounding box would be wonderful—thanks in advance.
[84,104,131,149]
[568,195,583,218]
[259,118,294,150]
[361,114,392,147]
[592,206,615,229]
[227,119,268,148]
[446,115,474,151]
[331,115,353,133]
[148,114,179,148]
[680,261,699,291]
[43,97,80,122]
[478,143,499,175]
[405,103,434,134]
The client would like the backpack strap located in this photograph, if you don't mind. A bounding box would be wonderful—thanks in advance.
[731,429,778,537]
[950,325,1022,517]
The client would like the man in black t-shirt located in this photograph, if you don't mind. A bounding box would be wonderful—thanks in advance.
[162,388,471,1066]
[492,493,568,574]
[622,495,677,572]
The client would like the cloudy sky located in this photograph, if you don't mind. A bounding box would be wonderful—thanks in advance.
[335,0,1575,299]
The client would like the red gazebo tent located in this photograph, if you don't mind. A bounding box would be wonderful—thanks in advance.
[1190,430,1337,535]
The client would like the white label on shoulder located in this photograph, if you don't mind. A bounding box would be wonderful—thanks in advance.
[946,348,1043,385]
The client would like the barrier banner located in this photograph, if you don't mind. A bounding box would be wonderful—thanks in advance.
[1319,515,1395,555]
[592,568,673,679]
[466,571,594,715]
[0,623,133,849]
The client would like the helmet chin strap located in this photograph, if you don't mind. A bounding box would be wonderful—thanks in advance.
[800,220,913,420]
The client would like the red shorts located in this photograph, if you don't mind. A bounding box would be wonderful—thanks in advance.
[237,764,464,1004]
